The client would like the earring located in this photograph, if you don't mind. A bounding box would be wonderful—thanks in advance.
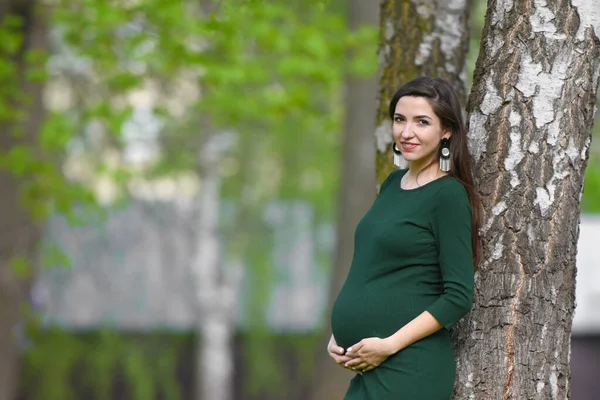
[439,138,451,172]
[393,142,407,169]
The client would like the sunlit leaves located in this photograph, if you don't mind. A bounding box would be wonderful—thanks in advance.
[0,14,25,54]
[40,112,73,151]
[48,0,377,221]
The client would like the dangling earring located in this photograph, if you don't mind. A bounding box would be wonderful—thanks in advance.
[393,142,407,169]
[439,138,451,172]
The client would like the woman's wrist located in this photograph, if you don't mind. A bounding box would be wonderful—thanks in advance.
[385,331,407,355]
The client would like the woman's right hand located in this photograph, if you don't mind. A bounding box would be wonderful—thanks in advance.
[327,334,361,375]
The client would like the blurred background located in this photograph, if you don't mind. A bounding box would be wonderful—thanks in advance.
[1,0,598,399]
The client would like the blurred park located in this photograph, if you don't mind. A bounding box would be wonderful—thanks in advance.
[1,0,599,399]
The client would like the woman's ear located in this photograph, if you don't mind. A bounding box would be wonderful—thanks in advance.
[443,130,452,140]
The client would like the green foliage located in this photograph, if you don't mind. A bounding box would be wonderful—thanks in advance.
[20,329,187,400]
[9,256,31,279]
[0,16,98,222]
[468,0,488,90]
[0,15,24,123]
[240,224,280,395]
[39,239,72,269]
[582,145,600,214]
[51,0,377,218]
[1,0,378,399]
[239,332,321,400]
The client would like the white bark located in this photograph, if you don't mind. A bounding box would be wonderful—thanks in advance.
[456,0,600,398]
[191,133,241,400]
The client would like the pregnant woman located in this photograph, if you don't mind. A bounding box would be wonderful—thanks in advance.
[328,76,482,399]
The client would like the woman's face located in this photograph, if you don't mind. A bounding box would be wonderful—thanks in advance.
[392,96,450,170]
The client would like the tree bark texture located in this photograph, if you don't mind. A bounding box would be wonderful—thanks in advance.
[374,0,472,185]
[454,1,600,399]
[310,0,378,398]
[0,2,47,400]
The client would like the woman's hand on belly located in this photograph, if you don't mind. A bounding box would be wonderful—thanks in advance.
[327,335,363,375]
[343,337,396,373]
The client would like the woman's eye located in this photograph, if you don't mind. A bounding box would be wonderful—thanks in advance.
[418,119,429,125]
[394,117,404,122]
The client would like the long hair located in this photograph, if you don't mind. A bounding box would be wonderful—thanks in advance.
[388,76,482,269]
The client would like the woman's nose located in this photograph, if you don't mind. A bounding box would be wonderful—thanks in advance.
[400,123,412,138]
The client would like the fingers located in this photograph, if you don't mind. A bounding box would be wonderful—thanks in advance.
[347,341,364,355]
[330,335,339,347]
[331,355,352,364]
[344,360,370,374]
[344,357,364,368]
[327,343,345,363]
[354,362,369,371]
[331,356,363,375]
[327,335,344,355]
[328,344,345,355]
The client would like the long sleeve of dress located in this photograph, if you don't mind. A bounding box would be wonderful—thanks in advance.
[425,181,475,330]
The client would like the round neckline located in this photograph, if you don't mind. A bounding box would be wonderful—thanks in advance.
[397,169,452,192]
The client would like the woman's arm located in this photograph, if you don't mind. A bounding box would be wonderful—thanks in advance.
[424,181,474,330]
[343,311,442,372]
[386,310,442,353]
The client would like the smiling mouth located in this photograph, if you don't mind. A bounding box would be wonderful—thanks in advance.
[401,142,419,150]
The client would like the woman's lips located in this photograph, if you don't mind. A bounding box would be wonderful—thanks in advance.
[401,142,418,151]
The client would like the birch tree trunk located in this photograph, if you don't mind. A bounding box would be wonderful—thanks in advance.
[454,1,600,398]
[375,0,471,184]
[0,2,47,400]
[192,134,241,400]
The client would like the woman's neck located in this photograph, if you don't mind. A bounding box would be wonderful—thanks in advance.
[406,161,441,180]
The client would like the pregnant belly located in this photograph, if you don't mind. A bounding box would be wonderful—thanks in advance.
[330,284,422,349]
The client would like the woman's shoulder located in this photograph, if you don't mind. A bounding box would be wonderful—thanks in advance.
[427,177,472,227]
[432,175,470,203]
[379,168,405,192]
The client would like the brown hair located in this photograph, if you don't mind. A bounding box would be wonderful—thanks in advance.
[388,76,482,269]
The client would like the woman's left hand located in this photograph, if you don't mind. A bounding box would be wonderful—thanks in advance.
[343,337,397,373]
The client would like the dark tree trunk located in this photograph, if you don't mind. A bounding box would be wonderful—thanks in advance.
[454,0,600,398]
[310,0,378,398]
[375,0,471,184]
[0,2,47,400]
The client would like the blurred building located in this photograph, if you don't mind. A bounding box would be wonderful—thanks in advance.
[571,214,600,400]
[30,204,600,399]
[33,200,330,333]
[28,199,330,400]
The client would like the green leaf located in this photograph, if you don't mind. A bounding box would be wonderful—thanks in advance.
[10,256,31,278]
[41,239,73,270]
[40,112,74,151]
[0,145,34,177]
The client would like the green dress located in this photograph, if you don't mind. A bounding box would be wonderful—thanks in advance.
[331,169,474,400]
